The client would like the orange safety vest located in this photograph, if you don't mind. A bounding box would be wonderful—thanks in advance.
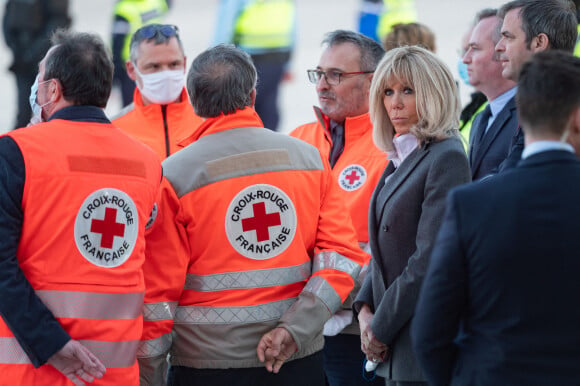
[0,119,161,385]
[291,108,387,251]
[113,88,203,160]
[139,108,367,376]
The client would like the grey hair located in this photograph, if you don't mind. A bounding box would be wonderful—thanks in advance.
[129,24,185,63]
[187,44,257,118]
[322,29,385,71]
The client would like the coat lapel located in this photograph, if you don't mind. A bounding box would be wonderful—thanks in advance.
[376,145,428,221]
[471,97,516,174]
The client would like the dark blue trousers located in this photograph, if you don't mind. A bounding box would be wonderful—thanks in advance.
[168,351,325,386]
[323,334,384,386]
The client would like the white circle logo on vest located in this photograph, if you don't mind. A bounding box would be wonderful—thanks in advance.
[338,164,367,191]
[74,188,139,268]
[225,184,297,260]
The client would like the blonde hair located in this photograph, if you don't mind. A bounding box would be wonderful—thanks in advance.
[383,23,437,53]
[370,46,461,153]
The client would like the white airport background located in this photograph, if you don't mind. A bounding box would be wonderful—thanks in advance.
[0,0,508,135]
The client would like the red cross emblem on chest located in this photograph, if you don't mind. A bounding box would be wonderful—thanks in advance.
[345,170,361,185]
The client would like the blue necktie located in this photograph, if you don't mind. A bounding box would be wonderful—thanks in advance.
[474,105,492,145]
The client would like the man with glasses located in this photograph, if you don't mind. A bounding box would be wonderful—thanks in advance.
[113,23,202,160]
[290,29,386,386]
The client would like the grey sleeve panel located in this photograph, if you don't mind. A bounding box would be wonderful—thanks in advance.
[162,127,325,198]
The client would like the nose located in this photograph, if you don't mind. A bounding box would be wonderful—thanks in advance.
[495,38,505,53]
[316,74,330,91]
[390,93,403,109]
[462,48,472,64]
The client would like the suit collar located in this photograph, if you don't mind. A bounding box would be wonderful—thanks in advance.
[375,143,429,217]
[518,149,578,168]
[470,96,517,174]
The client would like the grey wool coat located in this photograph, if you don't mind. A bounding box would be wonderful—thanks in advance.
[355,136,471,382]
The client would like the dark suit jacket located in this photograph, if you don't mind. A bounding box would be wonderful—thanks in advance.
[468,96,518,180]
[355,137,470,381]
[412,150,580,386]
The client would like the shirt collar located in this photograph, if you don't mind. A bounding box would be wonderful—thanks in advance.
[522,140,575,159]
[48,105,110,123]
[388,133,419,168]
[489,87,516,118]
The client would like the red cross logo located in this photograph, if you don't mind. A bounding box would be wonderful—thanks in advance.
[242,202,281,242]
[90,207,125,248]
[345,170,361,185]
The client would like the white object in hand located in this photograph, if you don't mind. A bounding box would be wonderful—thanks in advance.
[365,360,379,372]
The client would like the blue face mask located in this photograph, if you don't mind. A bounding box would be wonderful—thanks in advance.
[457,58,470,86]
[29,75,52,125]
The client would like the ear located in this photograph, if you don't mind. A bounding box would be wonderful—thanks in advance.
[567,107,580,156]
[126,60,138,81]
[531,33,549,52]
[250,88,257,107]
[48,78,63,103]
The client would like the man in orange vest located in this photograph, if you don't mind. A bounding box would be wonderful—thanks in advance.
[138,44,367,386]
[0,29,161,385]
[290,30,386,385]
[113,23,203,160]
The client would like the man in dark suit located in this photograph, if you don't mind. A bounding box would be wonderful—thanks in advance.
[411,50,580,386]
[494,0,577,172]
[463,9,517,180]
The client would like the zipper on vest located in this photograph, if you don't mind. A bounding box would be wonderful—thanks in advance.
[162,105,170,158]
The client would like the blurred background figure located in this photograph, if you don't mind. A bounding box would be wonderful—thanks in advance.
[382,22,435,52]
[111,0,170,107]
[213,0,296,131]
[2,0,70,130]
[357,0,416,43]
[457,20,487,145]
[575,0,580,56]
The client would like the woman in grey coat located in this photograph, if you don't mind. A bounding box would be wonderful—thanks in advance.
[354,46,471,386]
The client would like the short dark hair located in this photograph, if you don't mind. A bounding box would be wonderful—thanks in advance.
[44,29,113,107]
[322,30,385,71]
[129,24,185,63]
[516,50,580,136]
[498,0,577,52]
[187,44,256,118]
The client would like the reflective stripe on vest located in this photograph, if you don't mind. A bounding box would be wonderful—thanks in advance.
[174,297,297,324]
[137,332,172,358]
[234,0,294,49]
[36,290,143,319]
[184,261,311,292]
[0,337,138,368]
[377,0,416,38]
[312,251,360,282]
[114,0,168,61]
[303,275,342,313]
[143,301,178,321]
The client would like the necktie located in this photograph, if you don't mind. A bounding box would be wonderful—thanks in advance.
[329,123,344,168]
[473,104,492,146]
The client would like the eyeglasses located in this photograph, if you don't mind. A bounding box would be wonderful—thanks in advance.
[307,69,374,85]
[134,24,179,41]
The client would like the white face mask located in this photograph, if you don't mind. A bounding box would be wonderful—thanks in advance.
[133,64,184,104]
[29,75,52,125]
